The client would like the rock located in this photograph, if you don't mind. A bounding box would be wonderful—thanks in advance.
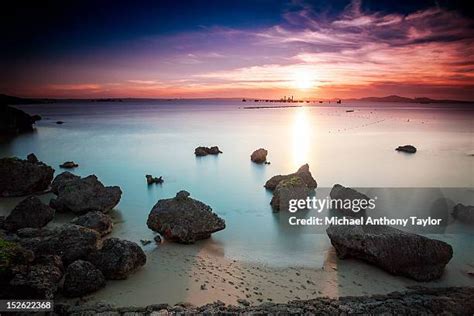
[63,260,106,297]
[71,211,113,236]
[51,171,80,195]
[326,225,453,281]
[140,239,151,245]
[194,146,222,156]
[146,175,163,185]
[270,177,310,212]
[237,299,250,306]
[154,235,162,244]
[27,153,38,163]
[396,145,417,153]
[56,121,64,124]
[147,191,226,244]
[60,161,79,169]
[452,204,474,224]
[0,104,41,134]
[88,238,146,280]
[0,239,35,289]
[19,224,100,264]
[0,155,54,197]
[9,255,63,299]
[264,164,317,190]
[329,184,371,216]
[250,148,268,163]
[50,175,122,214]
[4,196,55,231]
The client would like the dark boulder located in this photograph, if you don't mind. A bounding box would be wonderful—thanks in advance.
[60,161,79,169]
[270,177,310,212]
[0,155,54,197]
[4,196,55,231]
[396,145,417,153]
[19,224,100,264]
[452,204,474,224]
[329,184,371,216]
[0,104,41,134]
[250,148,268,164]
[326,225,453,281]
[71,211,113,236]
[194,146,222,156]
[50,175,122,214]
[63,260,106,297]
[147,190,225,244]
[264,164,317,190]
[51,171,80,195]
[88,238,146,280]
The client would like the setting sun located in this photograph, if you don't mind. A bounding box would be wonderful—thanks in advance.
[292,69,316,90]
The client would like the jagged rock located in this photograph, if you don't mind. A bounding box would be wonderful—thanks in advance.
[396,145,417,153]
[0,155,54,197]
[264,164,317,190]
[27,153,38,163]
[452,204,474,224]
[0,104,41,134]
[329,184,371,216]
[4,196,55,231]
[147,191,225,244]
[250,148,268,163]
[50,175,122,214]
[194,146,222,156]
[71,211,113,236]
[9,255,63,299]
[19,224,100,264]
[270,177,310,212]
[51,171,80,195]
[146,175,163,185]
[326,225,453,281]
[63,260,106,297]
[60,161,79,169]
[88,238,146,280]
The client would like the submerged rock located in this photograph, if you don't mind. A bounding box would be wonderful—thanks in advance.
[194,146,222,156]
[0,104,41,134]
[88,238,146,280]
[71,211,113,236]
[51,171,80,195]
[250,148,268,164]
[146,174,163,185]
[264,164,317,190]
[60,161,79,169]
[19,224,100,264]
[452,203,474,224]
[396,145,417,153]
[63,260,106,297]
[270,177,310,212]
[0,155,54,197]
[326,225,453,281]
[4,196,55,231]
[147,190,226,244]
[50,175,122,214]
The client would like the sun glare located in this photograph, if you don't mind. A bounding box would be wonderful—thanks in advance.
[292,69,315,90]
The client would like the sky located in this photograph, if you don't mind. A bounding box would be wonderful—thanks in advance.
[1,0,473,100]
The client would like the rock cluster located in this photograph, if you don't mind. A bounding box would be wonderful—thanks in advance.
[194,146,222,156]
[146,174,163,184]
[250,148,268,163]
[147,190,225,244]
[265,164,317,190]
[0,154,54,197]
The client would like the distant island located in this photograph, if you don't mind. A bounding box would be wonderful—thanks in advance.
[345,95,472,104]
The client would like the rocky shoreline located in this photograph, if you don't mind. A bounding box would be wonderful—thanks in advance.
[55,287,474,315]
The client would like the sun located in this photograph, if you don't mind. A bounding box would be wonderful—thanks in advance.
[292,69,316,90]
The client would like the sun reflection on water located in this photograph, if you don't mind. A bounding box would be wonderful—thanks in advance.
[291,107,312,169]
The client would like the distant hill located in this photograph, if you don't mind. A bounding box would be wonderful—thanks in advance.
[346,95,471,104]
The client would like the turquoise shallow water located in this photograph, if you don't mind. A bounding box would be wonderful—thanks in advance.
[0,100,473,267]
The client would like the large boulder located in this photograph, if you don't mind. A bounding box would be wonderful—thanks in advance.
[51,171,80,195]
[396,145,417,153]
[326,225,453,281]
[71,211,113,236]
[63,260,106,297]
[194,146,222,156]
[264,164,317,190]
[88,238,146,280]
[0,104,41,134]
[452,204,474,224]
[4,196,55,231]
[19,224,100,264]
[147,191,226,244]
[50,175,122,214]
[250,148,268,163]
[0,155,54,197]
[270,177,310,212]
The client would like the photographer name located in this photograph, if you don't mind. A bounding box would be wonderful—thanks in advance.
[289,216,443,227]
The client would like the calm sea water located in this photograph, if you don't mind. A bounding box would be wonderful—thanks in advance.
[1,100,473,267]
